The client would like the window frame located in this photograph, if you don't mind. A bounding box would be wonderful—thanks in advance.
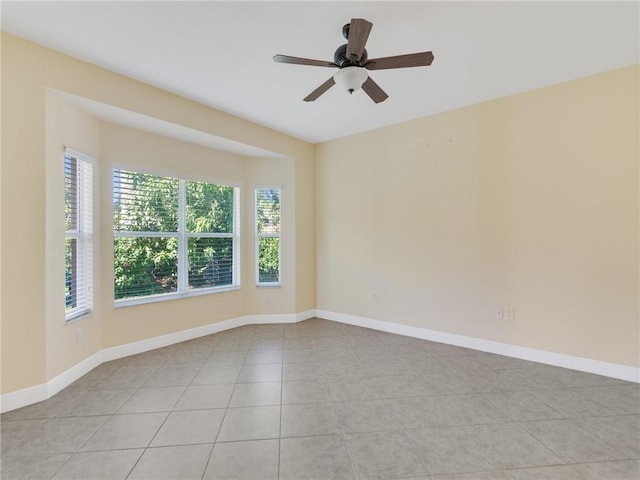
[64,148,94,322]
[113,169,240,308]
[255,186,282,287]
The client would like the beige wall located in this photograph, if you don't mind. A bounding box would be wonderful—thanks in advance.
[1,30,637,398]
[2,34,48,391]
[45,92,102,380]
[99,122,248,348]
[316,65,639,368]
[293,149,317,313]
[244,157,296,316]
[1,33,316,394]
[99,123,296,348]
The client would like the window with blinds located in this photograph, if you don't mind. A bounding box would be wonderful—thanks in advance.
[65,150,93,321]
[256,188,281,285]
[113,169,239,304]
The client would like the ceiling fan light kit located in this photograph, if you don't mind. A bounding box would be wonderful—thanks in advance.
[334,67,368,94]
[273,18,434,103]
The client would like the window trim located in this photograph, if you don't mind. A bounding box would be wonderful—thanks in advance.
[112,169,240,306]
[114,284,241,308]
[64,148,94,322]
[255,186,282,287]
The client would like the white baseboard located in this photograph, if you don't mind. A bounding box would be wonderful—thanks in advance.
[295,310,318,322]
[316,309,640,383]
[47,352,103,398]
[245,313,296,325]
[0,383,48,414]
[3,308,637,413]
[1,311,315,413]
[101,315,248,363]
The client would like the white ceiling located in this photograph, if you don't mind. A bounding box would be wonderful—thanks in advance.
[2,1,639,144]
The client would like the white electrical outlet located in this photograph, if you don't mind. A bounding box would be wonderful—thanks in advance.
[75,329,82,344]
[496,308,504,320]
[505,308,515,321]
[373,292,380,301]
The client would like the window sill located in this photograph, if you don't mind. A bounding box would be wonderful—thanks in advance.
[256,283,281,288]
[114,285,241,309]
[65,309,93,324]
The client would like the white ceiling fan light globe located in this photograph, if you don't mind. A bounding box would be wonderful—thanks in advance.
[333,66,368,94]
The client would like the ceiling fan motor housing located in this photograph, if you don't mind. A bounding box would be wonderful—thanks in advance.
[342,23,350,39]
[334,43,368,67]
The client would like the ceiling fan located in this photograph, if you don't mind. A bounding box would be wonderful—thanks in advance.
[273,18,434,103]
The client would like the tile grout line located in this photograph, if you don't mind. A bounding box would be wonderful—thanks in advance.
[278,329,285,480]
[126,346,207,480]
[2,320,638,479]
[332,325,359,480]
[197,340,243,480]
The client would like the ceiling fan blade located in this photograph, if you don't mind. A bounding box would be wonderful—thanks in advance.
[346,18,373,61]
[273,54,338,68]
[303,77,336,102]
[361,77,388,104]
[364,51,434,70]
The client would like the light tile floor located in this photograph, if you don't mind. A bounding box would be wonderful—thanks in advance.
[1,318,639,479]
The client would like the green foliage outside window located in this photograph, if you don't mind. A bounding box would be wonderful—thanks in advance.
[65,156,77,309]
[258,237,280,283]
[187,181,234,290]
[114,237,178,299]
[113,171,236,300]
[256,188,281,283]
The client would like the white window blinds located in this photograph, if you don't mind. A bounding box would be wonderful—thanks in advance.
[65,150,93,321]
[256,188,281,285]
[113,169,239,303]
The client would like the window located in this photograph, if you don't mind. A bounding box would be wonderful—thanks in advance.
[65,150,93,321]
[256,188,281,285]
[113,169,239,304]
